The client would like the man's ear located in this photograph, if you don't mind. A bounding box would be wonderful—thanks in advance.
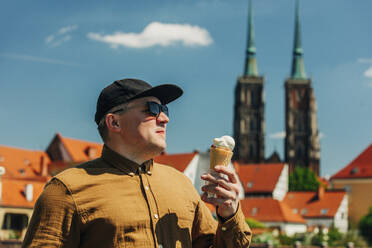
[106,114,121,132]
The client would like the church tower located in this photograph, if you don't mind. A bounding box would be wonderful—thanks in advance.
[233,0,265,163]
[284,0,320,175]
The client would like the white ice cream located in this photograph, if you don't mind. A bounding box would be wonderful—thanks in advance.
[213,135,235,151]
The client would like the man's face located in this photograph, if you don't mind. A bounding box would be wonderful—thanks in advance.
[117,96,169,155]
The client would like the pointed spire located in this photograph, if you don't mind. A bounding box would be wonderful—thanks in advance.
[244,0,258,77]
[291,0,307,79]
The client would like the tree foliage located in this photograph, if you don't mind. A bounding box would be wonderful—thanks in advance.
[289,166,320,191]
[359,206,372,245]
[246,218,265,228]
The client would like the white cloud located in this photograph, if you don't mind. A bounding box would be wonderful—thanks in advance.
[269,131,286,139]
[357,58,372,64]
[87,22,213,49]
[58,25,78,35]
[363,66,372,79]
[45,25,78,47]
[0,53,80,66]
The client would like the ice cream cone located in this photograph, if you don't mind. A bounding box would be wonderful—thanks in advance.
[209,146,233,170]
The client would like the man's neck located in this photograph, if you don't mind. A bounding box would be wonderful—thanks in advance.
[105,142,159,165]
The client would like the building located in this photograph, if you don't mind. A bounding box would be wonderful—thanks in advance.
[284,0,321,176]
[46,133,103,174]
[240,198,307,236]
[233,0,265,163]
[283,187,348,233]
[234,162,288,201]
[154,151,245,199]
[0,145,50,240]
[330,143,372,225]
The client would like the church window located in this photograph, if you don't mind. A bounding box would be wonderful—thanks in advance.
[241,89,245,102]
[240,119,246,134]
[296,88,303,102]
[249,144,255,158]
[250,118,255,131]
[250,90,256,106]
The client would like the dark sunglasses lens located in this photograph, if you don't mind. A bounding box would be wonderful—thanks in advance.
[147,102,168,117]
[147,102,159,116]
[161,105,168,116]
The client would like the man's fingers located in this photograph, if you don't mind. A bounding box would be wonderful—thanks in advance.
[201,184,236,200]
[201,193,235,208]
[214,166,238,184]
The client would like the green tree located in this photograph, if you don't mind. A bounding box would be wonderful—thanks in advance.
[359,206,372,245]
[289,166,320,191]
[245,218,265,228]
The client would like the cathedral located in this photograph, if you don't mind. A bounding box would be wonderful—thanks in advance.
[233,0,321,175]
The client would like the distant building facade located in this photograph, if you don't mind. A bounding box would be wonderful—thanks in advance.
[233,0,265,163]
[284,0,321,176]
[330,143,372,225]
[233,0,320,174]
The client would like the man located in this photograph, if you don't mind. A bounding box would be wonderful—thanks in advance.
[22,78,251,247]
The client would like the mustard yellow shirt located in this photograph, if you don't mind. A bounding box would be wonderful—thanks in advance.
[22,146,251,248]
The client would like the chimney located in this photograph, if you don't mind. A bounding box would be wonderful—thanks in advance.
[40,156,48,177]
[85,147,97,159]
[0,166,5,204]
[25,184,33,202]
[317,185,325,200]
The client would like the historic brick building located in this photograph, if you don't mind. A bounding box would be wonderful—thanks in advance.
[234,0,321,175]
[233,0,265,163]
[284,1,320,175]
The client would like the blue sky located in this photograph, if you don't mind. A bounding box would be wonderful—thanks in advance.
[1,0,371,177]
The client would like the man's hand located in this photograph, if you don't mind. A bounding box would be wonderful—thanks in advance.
[200,165,240,219]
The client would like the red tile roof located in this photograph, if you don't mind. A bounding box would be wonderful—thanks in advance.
[154,152,198,172]
[331,143,372,179]
[283,190,346,218]
[1,178,47,208]
[234,163,285,193]
[240,198,306,223]
[58,134,103,162]
[0,145,50,179]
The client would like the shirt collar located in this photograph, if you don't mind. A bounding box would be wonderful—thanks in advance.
[101,145,153,174]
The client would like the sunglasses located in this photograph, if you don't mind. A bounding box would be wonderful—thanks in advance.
[146,101,169,117]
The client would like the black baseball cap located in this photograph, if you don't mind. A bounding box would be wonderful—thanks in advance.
[95,78,183,125]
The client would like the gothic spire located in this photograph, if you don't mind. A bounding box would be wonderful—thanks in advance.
[291,0,307,79]
[244,0,258,77]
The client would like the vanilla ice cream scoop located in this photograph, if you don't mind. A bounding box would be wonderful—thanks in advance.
[213,135,235,151]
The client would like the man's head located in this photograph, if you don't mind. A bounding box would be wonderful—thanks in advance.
[95,78,182,157]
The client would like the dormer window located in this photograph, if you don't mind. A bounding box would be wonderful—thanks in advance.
[293,208,298,214]
[247,182,253,188]
[19,169,26,175]
[301,208,307,214]
[0,156,4,162]
[24,159,31,165]
[251,207,258,215]
[320,208,328,215]
[350,167,359,174]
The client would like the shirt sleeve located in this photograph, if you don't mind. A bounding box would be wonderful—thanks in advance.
[192,200,252,248]
[22,178,81,248]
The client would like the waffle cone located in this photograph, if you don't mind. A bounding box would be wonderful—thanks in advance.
[209,146,233,169]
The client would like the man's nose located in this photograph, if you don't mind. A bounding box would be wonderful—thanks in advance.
[157,111,169,124]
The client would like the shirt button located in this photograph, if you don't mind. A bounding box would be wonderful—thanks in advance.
[221,226,227,231]
[128,172,135,177]
[145,186,149,190]
[147,171,152,175]
[154,214,159,219]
